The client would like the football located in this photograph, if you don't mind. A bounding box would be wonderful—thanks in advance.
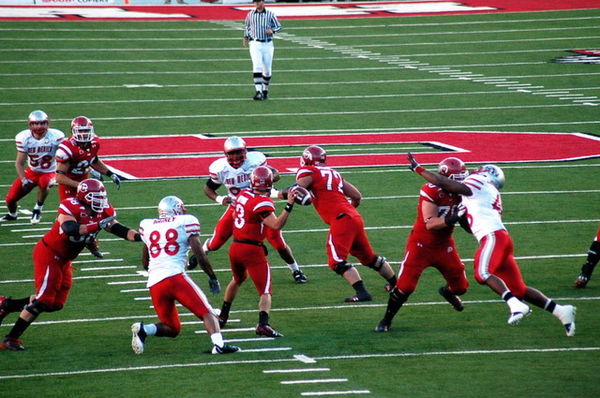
[292,185,312,206]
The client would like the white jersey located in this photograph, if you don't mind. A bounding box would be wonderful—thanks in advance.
[15,128,64,173]
[461,173,506,241]
[139,214,201,288]
[208,151,267,199]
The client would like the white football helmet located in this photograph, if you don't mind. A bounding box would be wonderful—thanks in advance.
[158,196,186,218]
[224,136,247,168]
[475,164,505,189]
[28,110,49,136]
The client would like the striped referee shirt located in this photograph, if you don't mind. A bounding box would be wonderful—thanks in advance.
[244,8,282,41]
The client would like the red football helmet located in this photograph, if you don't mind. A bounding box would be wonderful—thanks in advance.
[301,145,327,166]
[438,157,468,181]
[28,110,49,137]
[71,116,95,143]
[77,179,108,212]
[251,166,273,192]
[224,136,247,169]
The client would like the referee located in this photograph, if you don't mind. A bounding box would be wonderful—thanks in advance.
[243,0,282,101]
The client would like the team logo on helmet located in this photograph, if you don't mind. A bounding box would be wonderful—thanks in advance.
[301,145,327,166]
[77,179,108,212]
[224,136,247,169]
[158,196,186,218]
[71,116,95,143]
[475,164,505,189]
[438,157,468,181]
[251,166,273,192]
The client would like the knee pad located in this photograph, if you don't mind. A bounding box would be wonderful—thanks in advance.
[334,261,353,276]
[389,288,409,304]
[24,299,48,316]
[367,255,386,271]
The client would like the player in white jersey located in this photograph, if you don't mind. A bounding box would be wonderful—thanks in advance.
[131,196,239,355]
[407,153,576,337]
[201,136,307,283]
[2,110,64,224]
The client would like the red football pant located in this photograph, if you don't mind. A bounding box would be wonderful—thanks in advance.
[149,273,213,335]
[32,240,73,311]
[326,213,376,269]
[474,229,528,298]
[229,242,272,296]
[396,236,468,295]
[5,169,55,206]
[207,206,287,251]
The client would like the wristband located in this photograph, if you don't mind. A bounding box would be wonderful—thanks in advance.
[270,189,280,199]
[414,166,425,175]
[215,195,226,204]
[134,233,142,242]
[86,222,100,233]
[284,203,294,212]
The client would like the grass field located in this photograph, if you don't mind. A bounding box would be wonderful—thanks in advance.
[1,7,600,397]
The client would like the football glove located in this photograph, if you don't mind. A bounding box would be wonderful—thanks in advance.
[208,278,221,294]
[99,216,116,229]
[110,173,121,190]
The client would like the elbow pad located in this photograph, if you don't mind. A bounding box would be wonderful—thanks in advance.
[61,220,80,236]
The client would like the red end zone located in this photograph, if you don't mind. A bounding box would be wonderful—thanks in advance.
[1,0,599,21]
[100,131,600,179]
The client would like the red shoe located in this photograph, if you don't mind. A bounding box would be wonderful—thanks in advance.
[255,323,283,338]
[1,337,25,351]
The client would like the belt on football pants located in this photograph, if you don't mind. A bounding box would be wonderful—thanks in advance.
[233,239,268,255]
[250,38,272,43]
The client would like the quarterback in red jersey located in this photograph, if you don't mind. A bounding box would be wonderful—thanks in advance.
[217,166,299,338]
[0,179,141,351]
[55,116,122,258]
[295,145,396,302]
[376,157,470,332]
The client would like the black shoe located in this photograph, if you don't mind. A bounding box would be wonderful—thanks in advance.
[575,272,590,288]
[262,91,268,100]
[292,270,307,284]
[374,319,390,333]
[0,214,17,222]
[344,293,372,303]
[212,343,240,354]
[253,91,264,100]
[256,323,283,338]
[439,285,464,312]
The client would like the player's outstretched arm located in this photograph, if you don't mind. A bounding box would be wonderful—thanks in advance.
[262,188,297,231]
[407,153,471,195]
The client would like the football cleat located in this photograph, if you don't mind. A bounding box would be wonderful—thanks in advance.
[262,91,268,100]
[211,343,240,355]
[30,210,41,225]
[86,240,103,258]
[1,337,25,351]
[438,286,464,312]
[507,301,532,326]
[574,271,590,288]
[253,91,264,101]
[292,270,307,284]
[0,214,17,222]
[131,322,146,355]
[256,323,283,338]
[344,293,372,303]
[555,305,577,337]
[374,320,390,333]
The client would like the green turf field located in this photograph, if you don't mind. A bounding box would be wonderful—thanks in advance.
[1,8,599,397]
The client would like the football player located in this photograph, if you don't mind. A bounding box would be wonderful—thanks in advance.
[407,153,576,336]
[130,196,239,355]
[1,110,64,224]
[295,145,396,302]
[0,179,141,351]
[574,224,600,288]
[201,136,307,283]
[376,157,470,332]
[217,166,299,338]
[55,116,122,258]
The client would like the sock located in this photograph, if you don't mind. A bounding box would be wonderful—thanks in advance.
[220,301,232,320]
[34,202,43,211]
[143,323,157,336]
[501,291,514,302]
[262,75,271,92]
[7,316,32,339]
[210,332,224,348]
[258,311,269,326]
[387,275,397,286]
[253,72,262,92]
[585,241,600,267]
[7,211,17,217]
[382,288,408,323]
[287,262,299,272]
[352,280,370,297]
[543,299,557,313]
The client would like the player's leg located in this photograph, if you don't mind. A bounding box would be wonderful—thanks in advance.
[249,41,264,100]
[203,207,234,253]
[1,177,32,221]
[261,42,274,99]
[437,246,469,312]
[218,244,248,328]
[29,171,54,224]
[575,226,600,288]
[265,227,307,283]
[350,216,396,288]
[245,248,282,337]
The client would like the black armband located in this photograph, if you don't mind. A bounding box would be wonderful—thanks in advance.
[206,179,222,191]
[106,170,114,177]
[284,203,294,212]
[109,222,131,240]
[61,220,80,236]
[133,233,142,242]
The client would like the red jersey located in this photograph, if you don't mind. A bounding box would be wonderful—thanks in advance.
[296,165,357,225]
[411,183,461,246]
[42,197,116,260]
[232,189,275,243]
[55,136,101,182]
